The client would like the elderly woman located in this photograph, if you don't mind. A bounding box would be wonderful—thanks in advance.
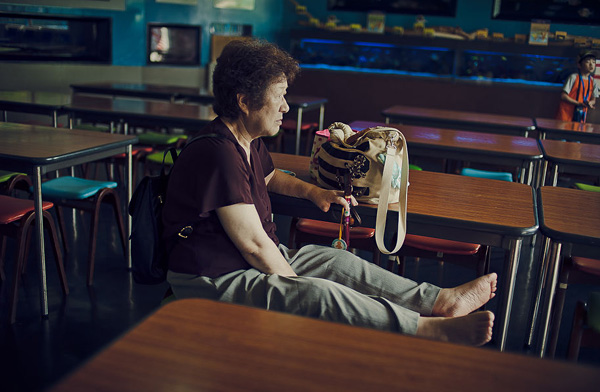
[163,39,496,346]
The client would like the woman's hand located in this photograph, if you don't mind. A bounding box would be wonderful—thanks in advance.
[307,187,358,212]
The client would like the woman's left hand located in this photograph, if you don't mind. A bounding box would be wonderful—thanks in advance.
[308,187,357,212]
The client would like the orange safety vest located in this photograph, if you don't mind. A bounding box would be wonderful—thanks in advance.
[556,72,595,122]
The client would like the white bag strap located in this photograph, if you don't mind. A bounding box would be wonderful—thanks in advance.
[374,131,409,255]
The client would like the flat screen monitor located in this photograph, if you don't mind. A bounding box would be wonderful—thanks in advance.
[147,23,201,66]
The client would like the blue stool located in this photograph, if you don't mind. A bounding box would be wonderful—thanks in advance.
[460,167,513,182]
[40,176,127,285]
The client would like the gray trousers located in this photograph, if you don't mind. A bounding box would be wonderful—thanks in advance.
[167,244,441,335]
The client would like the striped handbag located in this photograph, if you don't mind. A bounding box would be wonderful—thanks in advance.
[316,122,409,254]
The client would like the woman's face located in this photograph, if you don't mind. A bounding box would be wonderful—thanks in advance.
[245,79,290,138]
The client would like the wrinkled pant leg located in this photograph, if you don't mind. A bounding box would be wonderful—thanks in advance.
[167,268,420,335]
[281,244,440,316]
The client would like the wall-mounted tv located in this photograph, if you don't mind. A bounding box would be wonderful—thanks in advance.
[147,23,201,66]
[492,0,600,26]
[327,0,457,17]
[0,12,111,63]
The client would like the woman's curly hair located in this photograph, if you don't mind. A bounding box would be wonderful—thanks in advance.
[212,38,300,118]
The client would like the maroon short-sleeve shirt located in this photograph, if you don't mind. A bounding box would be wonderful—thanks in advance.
[162,118,278,278]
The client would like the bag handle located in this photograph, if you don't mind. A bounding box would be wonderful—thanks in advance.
[374,131,409,255]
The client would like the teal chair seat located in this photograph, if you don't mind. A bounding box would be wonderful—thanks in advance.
[40,177,117,200]
[38,176,125,285]
[460,167,513,182]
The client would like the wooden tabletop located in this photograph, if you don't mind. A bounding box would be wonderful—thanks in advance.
[65,94,216,128]
[70,82,207,101]
[271,153,537,241]
[538,186,600,246]
[285,95,328,109]
[50,298,597,392]
[0,90,72,106]
[540,139,600,167]
[535,118,600,143]
[350,120,542,159]
[382,105,535,135]
[0,121,137,168]
[69,82,328,109]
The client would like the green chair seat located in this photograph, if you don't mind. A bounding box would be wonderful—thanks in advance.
[0,171,26,184]
[146,150,180,165]
[575,183,600,193]
[409,164,422,171]
[138,132,187,146]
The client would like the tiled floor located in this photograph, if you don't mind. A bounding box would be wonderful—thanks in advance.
[1,144,599,391]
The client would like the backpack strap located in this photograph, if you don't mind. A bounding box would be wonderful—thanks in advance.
[163,133,226,239]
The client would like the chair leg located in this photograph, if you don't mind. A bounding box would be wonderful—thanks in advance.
[107,190,127,258]
[9,212,35,324]
[0,235,6,281]
[547,259,571,358]
[55,205,70,255]
[43,210,68,295]
[567,300,586,361]
[372,249,381,267]
[394,255,406,276]
[86,193,104,286]
[476,246,491,277]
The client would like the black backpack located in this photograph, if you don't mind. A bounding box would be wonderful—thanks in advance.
[128,134,222,284]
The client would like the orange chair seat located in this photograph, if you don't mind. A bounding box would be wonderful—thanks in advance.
[0,195,54,224]
[112,146,153,159]
[281,119,318,132]
[296,218,375,239]
[573,257,600,276]
[404,234,480,255]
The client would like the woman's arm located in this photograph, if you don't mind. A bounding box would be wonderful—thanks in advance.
[265,168,355,212]
[216,202,297,277]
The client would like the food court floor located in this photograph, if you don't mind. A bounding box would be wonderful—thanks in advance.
[1,146,598,391]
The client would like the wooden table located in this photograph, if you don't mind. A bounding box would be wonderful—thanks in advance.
[350,120,542,185]
[70,82,213,104]
[382,105,536,137]
[70,82,328,155]
[0,90,72,127]
[64,95,216,134]
[533,187,600,357]
[535,118,600,144]
[0,122,137,317]
[51,298,596,392]
[539,139,600,186]
[270,153,538,351]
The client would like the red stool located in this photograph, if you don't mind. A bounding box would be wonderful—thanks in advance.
[548,257,600,358]
[0,195,67,323]
[392,234,489,278]
[289,217,381,265]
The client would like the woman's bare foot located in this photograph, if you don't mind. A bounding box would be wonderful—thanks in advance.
[416,311,495,346]
[432,273,497,317]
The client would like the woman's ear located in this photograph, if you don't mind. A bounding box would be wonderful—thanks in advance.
[237,93,250,116]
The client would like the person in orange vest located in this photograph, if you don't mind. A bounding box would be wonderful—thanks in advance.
[556,51,597,123]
